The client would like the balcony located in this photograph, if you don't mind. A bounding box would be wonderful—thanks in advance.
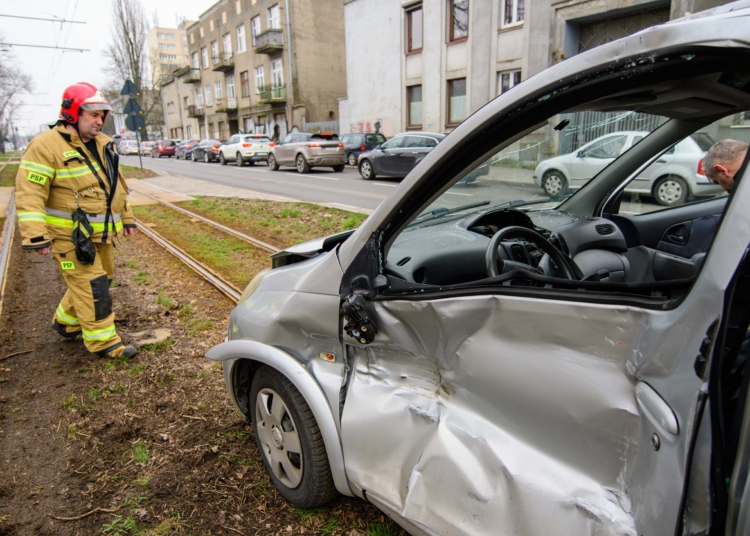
[181,68,202,84]
[216,98,238,113]
[211,53,234,72]
[259,85,286,104]
[187,105,205,118]
[254,29,283,54]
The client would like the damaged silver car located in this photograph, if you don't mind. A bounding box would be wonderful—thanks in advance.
[207,4,750,535]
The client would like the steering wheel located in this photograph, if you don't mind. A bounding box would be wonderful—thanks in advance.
[486,226,575,280]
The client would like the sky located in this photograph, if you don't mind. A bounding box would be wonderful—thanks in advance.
[1,0,216,137]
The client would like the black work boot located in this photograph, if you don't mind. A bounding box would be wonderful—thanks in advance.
[52,319,83,341]
[96,343,137,359]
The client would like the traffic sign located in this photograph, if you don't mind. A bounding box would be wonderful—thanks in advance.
[120,80,138,96]
[123,98,142,114]
[125,114,145,131]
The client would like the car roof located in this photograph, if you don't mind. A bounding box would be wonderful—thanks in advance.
[394,132,446,139]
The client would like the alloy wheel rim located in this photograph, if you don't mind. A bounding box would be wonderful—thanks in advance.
[297,156,304,172]
[545,175,562,195]
[658,180,683,204]
[255,388,303,488]
[349,153,357,166]
[362,161,371,178]
[237,153,242,166]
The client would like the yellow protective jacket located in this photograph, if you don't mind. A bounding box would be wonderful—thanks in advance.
[15,124,136,250]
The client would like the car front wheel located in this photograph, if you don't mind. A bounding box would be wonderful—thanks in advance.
[296,154,311,173]
[359,159,375,180]
[204,152,210,163]
[192,153,197,162]
[268,154,279,171]
[220,152,227,165]
[542,170,567,196]
[250,366,337,508]
[654,175,688,206]
[348,153,357,166]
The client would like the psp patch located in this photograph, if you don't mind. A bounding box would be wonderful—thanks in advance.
[27,172,48,185]
[60,260,76,271]
[63,150,81,159]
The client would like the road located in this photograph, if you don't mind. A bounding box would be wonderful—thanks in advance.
[125,155,662,215]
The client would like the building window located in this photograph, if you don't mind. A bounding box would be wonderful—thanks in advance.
[205,84,213,106]
[184,96,189,109]
[268,4,281,30]
[159,53,178,60]
[244,117,254,132]
[498,70,521,94]
[192,52,199,69]
[449,0,468,42]
[237,24,246,53]
[158,43,176,50]
[211,41,219,62]
[215,80,223,102]
[447,78,466,125]
[406,4,423,53]
[222,33,232,58]
[196,87,203,107]
[407,85,423,127]
[157,33,175,40]
[201,47,208,68]
[167,102,175,113]
[251,16,261,45]
[255,66,265,93]
[226,75,236,98]
[271,58,283,87]
[241,71,250,97]
[219,121,226,139]
[502,0,524,26]
[255,115,267,134]
[190,33,195,44]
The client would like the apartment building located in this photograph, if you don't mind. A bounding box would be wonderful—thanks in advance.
[159,0,346,142]
[339,0,734,138]
[146,21,195,85]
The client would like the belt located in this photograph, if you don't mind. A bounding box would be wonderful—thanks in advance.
[45,207,122,223]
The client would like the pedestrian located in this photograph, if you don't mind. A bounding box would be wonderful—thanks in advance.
[271,124,280,144]
[15,82,138,359]
[703,139,748,192]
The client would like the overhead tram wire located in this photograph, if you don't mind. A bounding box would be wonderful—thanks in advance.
[0,14,85,24]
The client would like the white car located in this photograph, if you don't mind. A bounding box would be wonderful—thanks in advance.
[219,134,273,166]
[533,131,723,205]
[139,141,155,156]
[119,140,140,155]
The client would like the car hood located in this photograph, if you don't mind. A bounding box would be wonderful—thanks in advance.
[270,230,356,268]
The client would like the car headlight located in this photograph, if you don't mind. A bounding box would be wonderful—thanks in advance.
[238,269,270,304]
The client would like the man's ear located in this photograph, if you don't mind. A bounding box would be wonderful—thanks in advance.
[714,164,729,174]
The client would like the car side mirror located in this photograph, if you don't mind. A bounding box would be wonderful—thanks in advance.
[576,150,584,158]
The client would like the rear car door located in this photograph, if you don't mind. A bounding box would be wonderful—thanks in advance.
[398,136,437,175]
[376,137,406,175]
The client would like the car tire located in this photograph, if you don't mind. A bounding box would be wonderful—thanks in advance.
[236,152,244,167]
[296,154,311,174]
[268,154,279,171]
[348,153,357,166]
[204,152,210,163]
[541,170,568,196]
[250,366,338,509]
[220,152,227,165]
[333,164,345,172]
[359,159,375,180]
[192,153,197,162]
[653,175,688,206]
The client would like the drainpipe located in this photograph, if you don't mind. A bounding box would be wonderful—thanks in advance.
[284,0,294,128]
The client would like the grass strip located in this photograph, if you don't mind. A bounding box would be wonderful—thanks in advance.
[175,196,368,249]
[0,164,19,188]
[121,164,158,179]
[132,204,271,289]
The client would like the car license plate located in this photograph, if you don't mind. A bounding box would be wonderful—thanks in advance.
[257,152,267,156]
[324,147,339,151]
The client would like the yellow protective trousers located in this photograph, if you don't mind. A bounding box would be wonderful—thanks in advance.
[51,239,122,354]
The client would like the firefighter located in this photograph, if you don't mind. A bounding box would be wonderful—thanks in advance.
[15,82,138,359]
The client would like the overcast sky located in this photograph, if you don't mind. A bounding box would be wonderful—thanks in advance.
[2,0,215,136]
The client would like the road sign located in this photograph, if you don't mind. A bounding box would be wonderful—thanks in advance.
[123,98,142,114]
[120,80,138,96]
[125,114,145,131]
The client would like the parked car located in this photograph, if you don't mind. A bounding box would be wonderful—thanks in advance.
[341,132,387,166]
[358,132,445,180]
[219,134,273,166]
[268,132,346,173]
[139,141,155,156]
[206,5,750,535]
[150,139,177,158]
[119,140,139,155]
[533,131,722,205]
[176,139,200,160]
[191,139,223,162]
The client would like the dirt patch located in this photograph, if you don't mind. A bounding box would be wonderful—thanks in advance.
[121,165,159,180]
[0,231,403,535]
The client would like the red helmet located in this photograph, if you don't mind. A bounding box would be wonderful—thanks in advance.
[59,82,113,124]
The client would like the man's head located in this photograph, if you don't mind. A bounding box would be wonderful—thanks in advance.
[703,139,748,192]
[59,82,112,141]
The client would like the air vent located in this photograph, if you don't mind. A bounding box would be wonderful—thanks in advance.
[397,257,411,266]
[510,244,526,261]
[595,224,615,235]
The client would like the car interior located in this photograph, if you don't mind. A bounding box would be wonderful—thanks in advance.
[374,48,750,309]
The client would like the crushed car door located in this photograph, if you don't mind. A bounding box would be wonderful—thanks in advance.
[339,160,750,536]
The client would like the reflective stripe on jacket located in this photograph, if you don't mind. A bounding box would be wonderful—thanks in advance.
[15,125,135,249]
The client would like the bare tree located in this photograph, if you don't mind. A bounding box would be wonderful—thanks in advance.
[0,42,33,152]
[103,0,162,139]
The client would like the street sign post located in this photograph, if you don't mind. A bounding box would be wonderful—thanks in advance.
[121,80,144,169]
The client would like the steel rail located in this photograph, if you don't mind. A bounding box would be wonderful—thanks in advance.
[0,192,17,318]
[135,218,241,303]
[128,185,280,254]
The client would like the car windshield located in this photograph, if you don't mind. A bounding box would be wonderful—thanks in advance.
[365,133,386,144]
[244,136,269,142]
[411,109,727,224]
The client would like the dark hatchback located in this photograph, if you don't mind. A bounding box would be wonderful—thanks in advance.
[176,139,201,160]
[341,132,387,166]
[191,139,223,162]
[358,132,445,180]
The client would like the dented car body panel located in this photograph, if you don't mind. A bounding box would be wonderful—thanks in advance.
[208,4,750,534]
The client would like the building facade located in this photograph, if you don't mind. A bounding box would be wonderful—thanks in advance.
[146,21,194,85]
[339,0,735,139]
[159,0,347,142]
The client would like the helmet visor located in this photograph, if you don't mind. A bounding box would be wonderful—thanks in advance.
[80,103,113,112]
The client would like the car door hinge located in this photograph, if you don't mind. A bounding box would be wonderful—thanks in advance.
[694,317,720,379]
